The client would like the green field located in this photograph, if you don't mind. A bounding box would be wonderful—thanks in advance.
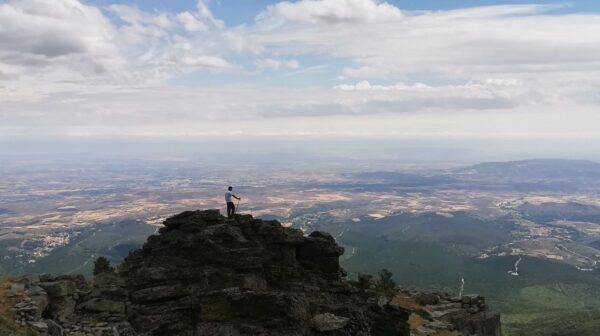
[0,219,155,277]
[327,213,600,336]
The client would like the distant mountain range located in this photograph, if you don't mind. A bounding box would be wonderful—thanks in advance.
[459,159,600,180]
[343,159,600,192]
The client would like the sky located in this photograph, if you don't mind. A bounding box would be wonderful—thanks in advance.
[1,0,600,145]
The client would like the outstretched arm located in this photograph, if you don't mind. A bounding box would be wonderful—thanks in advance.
[233,194,241,200]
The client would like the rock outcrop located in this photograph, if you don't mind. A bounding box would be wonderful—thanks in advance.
[394,290,501,336]
[6,273,134,336]
[120,210,409,335]
[4,210,502,336]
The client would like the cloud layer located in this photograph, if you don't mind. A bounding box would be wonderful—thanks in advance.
[1,0,600,139]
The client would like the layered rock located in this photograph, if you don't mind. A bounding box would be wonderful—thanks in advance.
[394,290,501,336]
[119,210,409,335]
[7,273,135,336]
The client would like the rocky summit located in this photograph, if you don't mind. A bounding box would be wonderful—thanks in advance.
[2,210,502,336]
[120,210,409,335]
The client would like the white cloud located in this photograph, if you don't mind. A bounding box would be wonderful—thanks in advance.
[334,78,528,97]
[177,11,208,32]
[0,0,233,90]
[3,85,599,140]
[2,0,600,140]
[255,58,300,70]
[257,0,403,25]
[252,3,600,81]
[0,79,536,131]
[178,55,230,68]
[196,0,225,28]
[0,0,122,73]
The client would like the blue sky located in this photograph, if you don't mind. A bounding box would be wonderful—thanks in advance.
[83,0,600,89]
[2,0,600,141]
[85,0,600,26]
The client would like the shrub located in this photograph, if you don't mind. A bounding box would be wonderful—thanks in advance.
[356,273,374,289]
[374,268,398,299]
[93,256,114,275]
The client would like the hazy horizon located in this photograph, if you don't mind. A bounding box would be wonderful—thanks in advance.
[2,136,600,167]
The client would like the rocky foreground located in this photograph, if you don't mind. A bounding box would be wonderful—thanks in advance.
[1,210,501,336]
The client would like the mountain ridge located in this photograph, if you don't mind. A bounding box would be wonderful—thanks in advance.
[2,210,501,336]
[459,158,600,177]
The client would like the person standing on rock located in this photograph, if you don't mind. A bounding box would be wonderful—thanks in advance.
[225,186,241,218]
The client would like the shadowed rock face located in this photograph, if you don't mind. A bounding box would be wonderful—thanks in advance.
[119,210,409,336]
[6,210,501,335]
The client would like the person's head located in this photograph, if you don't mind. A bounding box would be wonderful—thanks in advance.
[228,186,232,191]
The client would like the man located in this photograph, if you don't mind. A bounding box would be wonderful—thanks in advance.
[225,186,241,218]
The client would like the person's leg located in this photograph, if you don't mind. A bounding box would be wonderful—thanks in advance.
[232,202,236,216]
[227,202,233,217]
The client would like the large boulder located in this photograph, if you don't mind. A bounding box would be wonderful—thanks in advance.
[37,279,79,322]
[39,281,75,298]
[119,210,410,336]
[311,313,349,332]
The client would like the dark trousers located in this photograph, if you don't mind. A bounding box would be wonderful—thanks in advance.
[227,202,235,217]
